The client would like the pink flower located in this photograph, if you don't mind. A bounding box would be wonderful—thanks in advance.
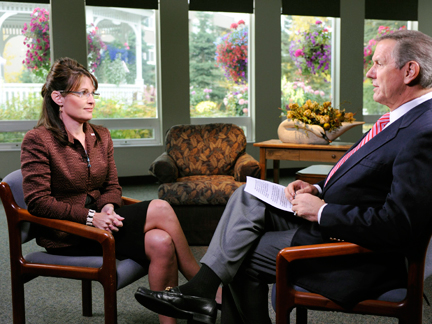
[230,23,238,29]
[294,49,304,57]
[243,108,248,114]
[314,90,320,95]
[238,20,245,25]
[239,99,245,105]
[315,20,322,25]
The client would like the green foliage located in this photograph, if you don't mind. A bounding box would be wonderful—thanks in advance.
[93,98,156,119]
[96,55,127,86]
[0,94,42,120]
[109,129,153,139]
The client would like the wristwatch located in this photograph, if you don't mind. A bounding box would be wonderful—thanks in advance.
[86,209,95,226]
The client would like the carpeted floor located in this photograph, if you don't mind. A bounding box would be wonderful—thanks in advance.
[1,174,431,323]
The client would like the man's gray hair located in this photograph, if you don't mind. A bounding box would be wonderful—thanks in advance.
[377,30,432,88]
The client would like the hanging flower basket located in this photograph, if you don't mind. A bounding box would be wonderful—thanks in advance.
[215,20,248,84]
[22,9,106,76]
[289,20,331,77]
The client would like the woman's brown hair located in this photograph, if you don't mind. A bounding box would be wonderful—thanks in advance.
[38,57,101,145]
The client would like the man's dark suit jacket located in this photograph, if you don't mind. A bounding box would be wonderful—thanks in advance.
[291,99,432,307]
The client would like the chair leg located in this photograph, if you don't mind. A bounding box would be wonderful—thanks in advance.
[103,282,118,324]
[296,307,307,324]
[82,280,92,317]
[11,275,26,324]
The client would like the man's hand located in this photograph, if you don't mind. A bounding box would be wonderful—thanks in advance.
[291,193,325,222]
[285,180,319,202]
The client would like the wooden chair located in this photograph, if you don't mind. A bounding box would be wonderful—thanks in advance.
[0,170,148,324]
[274,235,432,324]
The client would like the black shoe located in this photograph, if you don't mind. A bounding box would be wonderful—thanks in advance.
[135,286,217,324]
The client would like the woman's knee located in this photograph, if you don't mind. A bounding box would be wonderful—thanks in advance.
[145,229,175,258]
[147,199,178,223]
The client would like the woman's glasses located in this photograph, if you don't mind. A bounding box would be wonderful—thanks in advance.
[58,90,100,99]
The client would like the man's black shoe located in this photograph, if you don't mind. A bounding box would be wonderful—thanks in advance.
[135,286,217,324]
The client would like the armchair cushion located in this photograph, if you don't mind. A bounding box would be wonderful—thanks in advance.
[149,152,178,183]
[165,123,247,177]
[234,153,261,182]
[158,175,244,205]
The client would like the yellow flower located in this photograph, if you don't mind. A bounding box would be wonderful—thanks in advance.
[281,100,356,132]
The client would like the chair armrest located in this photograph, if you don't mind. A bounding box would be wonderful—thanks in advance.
[278,242,373,264]
[17,208,113,245]
[234,153,261,182]
[122,196,141,205]
[149,152,178,183]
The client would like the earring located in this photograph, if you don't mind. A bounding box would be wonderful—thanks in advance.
[59,105,63,112]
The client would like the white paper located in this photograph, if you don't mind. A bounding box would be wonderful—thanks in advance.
[244,176,293,212]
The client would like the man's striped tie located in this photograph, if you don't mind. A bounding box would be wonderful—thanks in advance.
[324,112,390,186]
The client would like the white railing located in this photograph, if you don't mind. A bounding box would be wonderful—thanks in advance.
[0,82,146,105]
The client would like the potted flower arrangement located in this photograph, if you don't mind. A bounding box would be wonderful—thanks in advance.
[289,20,331,77]
[278,100,363,144]
[215,20,248,84]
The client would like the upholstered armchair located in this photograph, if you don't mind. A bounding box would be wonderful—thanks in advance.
[149,123,260,245]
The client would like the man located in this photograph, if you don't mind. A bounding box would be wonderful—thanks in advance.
[135,30,432,324]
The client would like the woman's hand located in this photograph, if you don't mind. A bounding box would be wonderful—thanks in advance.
[92,204,124,233]
[285,180,319,202]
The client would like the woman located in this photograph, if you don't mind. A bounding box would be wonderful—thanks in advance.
[20,57,211,324]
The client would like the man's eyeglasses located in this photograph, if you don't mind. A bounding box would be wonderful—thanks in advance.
[58,90,100,99]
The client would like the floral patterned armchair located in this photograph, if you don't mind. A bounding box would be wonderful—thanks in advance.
[149,123,260,244]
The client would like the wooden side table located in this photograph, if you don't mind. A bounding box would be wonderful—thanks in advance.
[253,140,353,183]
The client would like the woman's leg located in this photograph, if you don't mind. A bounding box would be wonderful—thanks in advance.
[145,228,178,324]
[144,199,200,280]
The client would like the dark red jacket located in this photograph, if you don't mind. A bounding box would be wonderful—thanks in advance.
[21,123,123,249]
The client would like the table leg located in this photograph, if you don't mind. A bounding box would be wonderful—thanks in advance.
[259,147,266,180]
[273,160,280,184]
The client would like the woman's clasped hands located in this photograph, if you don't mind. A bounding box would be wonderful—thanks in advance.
[93,203,124,233]
[285,180,325,222]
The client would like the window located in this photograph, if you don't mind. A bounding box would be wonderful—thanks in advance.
[0,3,160,149]
[189,11,252,140]
[86,6,159,145]
[281,15,334,113]
[362,19,416,132]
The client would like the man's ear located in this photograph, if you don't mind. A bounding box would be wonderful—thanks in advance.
[404,61,420,85]
[51,91,64,106]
